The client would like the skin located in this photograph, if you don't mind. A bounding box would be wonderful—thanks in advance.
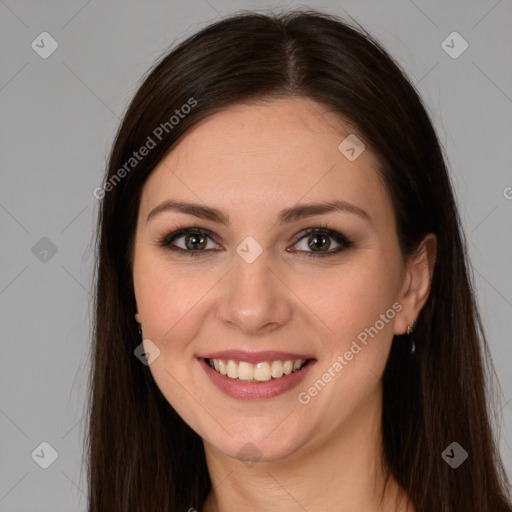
[132,97,437,512]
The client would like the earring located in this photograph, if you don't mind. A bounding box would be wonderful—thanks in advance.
[407,320,416,354]
[137,323,142,336]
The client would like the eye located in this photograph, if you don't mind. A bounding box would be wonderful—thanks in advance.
[157,227,220,256]
[289,225,354,257]
[157,224,354,257]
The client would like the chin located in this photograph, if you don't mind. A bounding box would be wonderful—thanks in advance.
[201,417,309,464]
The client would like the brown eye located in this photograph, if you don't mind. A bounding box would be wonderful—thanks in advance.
[307,233,331,252]
[158,225,353,258]
[290,226,354,257]
[158,228,220,256]
[183,232,207,250]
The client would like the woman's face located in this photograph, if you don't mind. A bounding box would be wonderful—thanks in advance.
[132,97,415,463]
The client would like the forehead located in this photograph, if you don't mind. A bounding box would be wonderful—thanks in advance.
[139,97,390,225]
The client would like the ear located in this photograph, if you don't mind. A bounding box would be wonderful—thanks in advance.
[394,233,437,335]
[134,307,141,324]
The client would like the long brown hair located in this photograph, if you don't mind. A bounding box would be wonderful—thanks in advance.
[85,9,512,511]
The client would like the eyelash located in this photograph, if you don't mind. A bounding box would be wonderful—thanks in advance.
[156,223,354,258]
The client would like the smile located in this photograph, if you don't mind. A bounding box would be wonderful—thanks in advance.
[199,351,316,400]
[207,358,308,382]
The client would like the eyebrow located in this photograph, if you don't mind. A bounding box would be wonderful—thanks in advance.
[146,199,371,225]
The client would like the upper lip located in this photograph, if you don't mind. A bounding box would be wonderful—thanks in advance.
[199,350,315,364]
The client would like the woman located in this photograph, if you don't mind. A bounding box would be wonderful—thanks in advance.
[86,9,512,512]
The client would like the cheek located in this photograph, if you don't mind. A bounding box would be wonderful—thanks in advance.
[294,258,401,431]
[134,254,212,344]
[299,255,401,356]
[133,256,215,425]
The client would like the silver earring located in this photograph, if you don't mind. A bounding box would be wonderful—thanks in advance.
[407,320,416,354]
[137,323,142,336]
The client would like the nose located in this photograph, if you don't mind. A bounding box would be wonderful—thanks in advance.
[218,248,293,336]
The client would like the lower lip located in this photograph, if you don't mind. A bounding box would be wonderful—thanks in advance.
[199,358,316,400]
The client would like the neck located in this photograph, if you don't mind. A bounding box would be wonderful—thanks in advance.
[202,387,414,512]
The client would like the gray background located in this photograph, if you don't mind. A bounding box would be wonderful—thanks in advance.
[1,0,511,510]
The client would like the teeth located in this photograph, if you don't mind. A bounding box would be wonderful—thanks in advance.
[226,360,238,379]
[238,361,254,381]
[218,359,228,375]
[283,360,293,375]
[271,360,284,378]
[207,358,307,382]
[254,362,272,381]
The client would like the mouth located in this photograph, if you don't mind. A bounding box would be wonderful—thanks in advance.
[198,351,316,400]
[206,357,309,382]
